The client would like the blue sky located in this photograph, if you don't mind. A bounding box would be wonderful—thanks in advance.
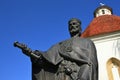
[0,0,120,80]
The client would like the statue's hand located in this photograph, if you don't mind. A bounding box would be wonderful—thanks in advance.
[14,41,43,62]
[14,41,32,56]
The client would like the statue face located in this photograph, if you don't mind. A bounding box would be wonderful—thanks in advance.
[69,19,81,35]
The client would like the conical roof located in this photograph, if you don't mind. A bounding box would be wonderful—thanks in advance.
[81,15,120,38]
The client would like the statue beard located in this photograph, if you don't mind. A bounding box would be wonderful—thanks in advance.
[70,30,81,37]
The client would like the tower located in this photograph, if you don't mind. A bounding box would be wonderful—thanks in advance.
[82,5,120,80]
[94,4,113,17]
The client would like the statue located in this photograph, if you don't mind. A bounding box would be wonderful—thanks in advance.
[14,18,98,80]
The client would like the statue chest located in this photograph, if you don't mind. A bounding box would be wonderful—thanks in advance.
[59,37,86,56]
[59,38,81,53]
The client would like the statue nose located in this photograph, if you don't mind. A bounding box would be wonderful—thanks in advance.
[72,25,77,28]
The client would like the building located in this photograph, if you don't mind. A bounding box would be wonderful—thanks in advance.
[81,5,120,80]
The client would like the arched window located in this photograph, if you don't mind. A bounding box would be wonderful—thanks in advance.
[106,57,120,80]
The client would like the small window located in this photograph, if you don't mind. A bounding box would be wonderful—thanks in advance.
[102,10,105,14]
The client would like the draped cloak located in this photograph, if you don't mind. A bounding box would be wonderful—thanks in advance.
[31,37,98,80]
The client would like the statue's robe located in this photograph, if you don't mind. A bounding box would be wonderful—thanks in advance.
[31,37,98,80]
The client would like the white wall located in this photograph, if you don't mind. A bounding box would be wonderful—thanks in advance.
[89,31,120,80]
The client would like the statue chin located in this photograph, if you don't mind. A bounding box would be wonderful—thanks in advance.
[70,31,80,37]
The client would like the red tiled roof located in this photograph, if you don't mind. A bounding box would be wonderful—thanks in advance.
[81,15,120,38]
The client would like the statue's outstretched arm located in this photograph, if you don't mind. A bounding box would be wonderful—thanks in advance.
[13,41,42,59]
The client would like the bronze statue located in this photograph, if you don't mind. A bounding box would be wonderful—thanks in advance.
[14,18,98,80]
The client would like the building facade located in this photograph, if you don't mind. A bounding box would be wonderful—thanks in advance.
[82,5,120,80]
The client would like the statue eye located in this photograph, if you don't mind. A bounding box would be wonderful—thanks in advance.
[72,23,76,25]
[69,23,76,26]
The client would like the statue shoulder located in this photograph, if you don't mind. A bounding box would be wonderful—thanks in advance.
[79,37,93,43]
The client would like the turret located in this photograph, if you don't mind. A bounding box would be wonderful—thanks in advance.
[94,3,113,17]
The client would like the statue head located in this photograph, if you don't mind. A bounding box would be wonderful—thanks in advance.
[68,18,82,37]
